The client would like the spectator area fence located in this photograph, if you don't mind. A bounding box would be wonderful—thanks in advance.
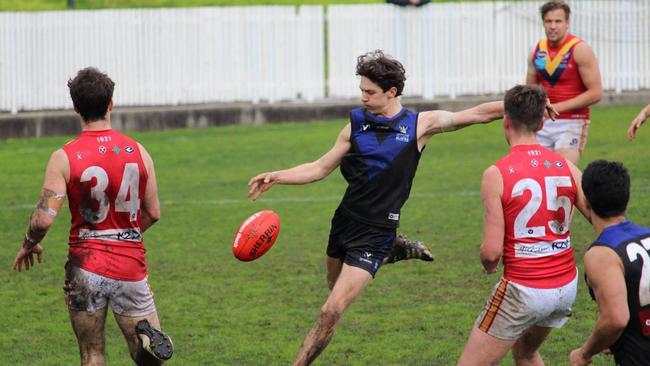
[1,1,648,114]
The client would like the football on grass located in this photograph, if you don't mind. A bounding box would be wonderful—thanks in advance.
[232,210,281,261]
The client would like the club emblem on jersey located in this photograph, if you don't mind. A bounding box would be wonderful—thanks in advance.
[544,160,551,168]
[125,146,134,154]
[98,146,107,154]
[531,159,539,168]
[112,146,121,154]
[396,133,409,143]
[508,166,515,174]
[555,161,564,168]
[399,125,408,134]
[76,152,83,160]
[361,123,370,132]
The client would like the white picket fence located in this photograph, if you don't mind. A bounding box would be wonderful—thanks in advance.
[0,6,324,113]
[1,1,648,113]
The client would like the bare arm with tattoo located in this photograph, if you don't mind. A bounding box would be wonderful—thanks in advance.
[13,150,68,272]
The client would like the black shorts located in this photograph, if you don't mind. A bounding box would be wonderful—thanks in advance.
[326,209,395,277]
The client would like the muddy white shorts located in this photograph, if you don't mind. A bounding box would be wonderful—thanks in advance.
[64,263,156,317]
[474,272,578,340]
[537,119,589,153]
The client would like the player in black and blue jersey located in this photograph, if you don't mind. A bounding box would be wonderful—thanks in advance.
[569,160,650,366]
[248,50,506,366]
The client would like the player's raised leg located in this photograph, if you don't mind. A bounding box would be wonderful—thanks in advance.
[69,308,108,366]
[384,234,434,263]
[115,311,173,365]
[294,264,372,366]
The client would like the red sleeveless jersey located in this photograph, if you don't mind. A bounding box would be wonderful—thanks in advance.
[495,144,577,288]
[533,34,588,119]
[62,129,148,281]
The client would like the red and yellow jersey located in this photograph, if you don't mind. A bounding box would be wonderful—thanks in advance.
[62,129,148,281]
[533,34,588,119]
[495,144,577,288]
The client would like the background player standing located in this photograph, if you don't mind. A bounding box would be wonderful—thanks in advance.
[248,50,506,366]
[569,160,650,366]
[527,0,602,165]
[457,85,588,366]
[12,67,173,366]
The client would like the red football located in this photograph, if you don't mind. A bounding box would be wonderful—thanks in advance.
[232,210,281,261]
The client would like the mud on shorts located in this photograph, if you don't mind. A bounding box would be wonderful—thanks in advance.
[537,119,590,153]
[474,272,578,340]
[326,210,395,278]
[64,262,157,317]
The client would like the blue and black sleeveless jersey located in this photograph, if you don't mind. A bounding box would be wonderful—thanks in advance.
[588,220,650,366]
[337,107,422,228]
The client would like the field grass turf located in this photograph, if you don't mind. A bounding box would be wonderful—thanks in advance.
[1,104,649,364]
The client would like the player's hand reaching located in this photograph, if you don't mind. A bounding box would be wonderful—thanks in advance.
[544,99,559,121]
[13,243,44,272]
[627,110,647,140]
[248,172,278,201]
[568,348,593,366]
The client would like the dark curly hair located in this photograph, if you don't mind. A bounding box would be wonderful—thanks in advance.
[68,67,115,122]
[356,50,406,96]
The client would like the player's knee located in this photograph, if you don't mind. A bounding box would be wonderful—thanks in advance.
[319,303,343,329]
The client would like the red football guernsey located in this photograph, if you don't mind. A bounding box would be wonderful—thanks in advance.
[495,144,577,288]
[62,129,149,281]
[533,34,589,119]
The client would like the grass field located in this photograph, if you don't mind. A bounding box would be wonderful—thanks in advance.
[1,104,649,365]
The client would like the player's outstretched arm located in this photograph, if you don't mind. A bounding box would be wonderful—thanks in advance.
[553,43,602,114]
[479,166,505,274]
[627,104,650,140]
[13,150,68,272]
[138,143,160,233]
[417,101,504,144]
[569,247,627,366]
[248,124,351,201]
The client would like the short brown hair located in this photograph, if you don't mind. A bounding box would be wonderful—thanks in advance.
[540,1,571,20]
[356,50,406,96]
[68,67,115,122]
[504,85,547,133]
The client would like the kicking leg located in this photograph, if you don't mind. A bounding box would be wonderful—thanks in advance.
[384,234,433,264]
[511,325,551,366]
[294,264,372,366]
[115,311,173,365]
[69,307,108,366]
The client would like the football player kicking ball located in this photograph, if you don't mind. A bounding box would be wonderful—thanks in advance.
[457,85,589,366]
[248,50,507,366]
[12,67,173,366]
